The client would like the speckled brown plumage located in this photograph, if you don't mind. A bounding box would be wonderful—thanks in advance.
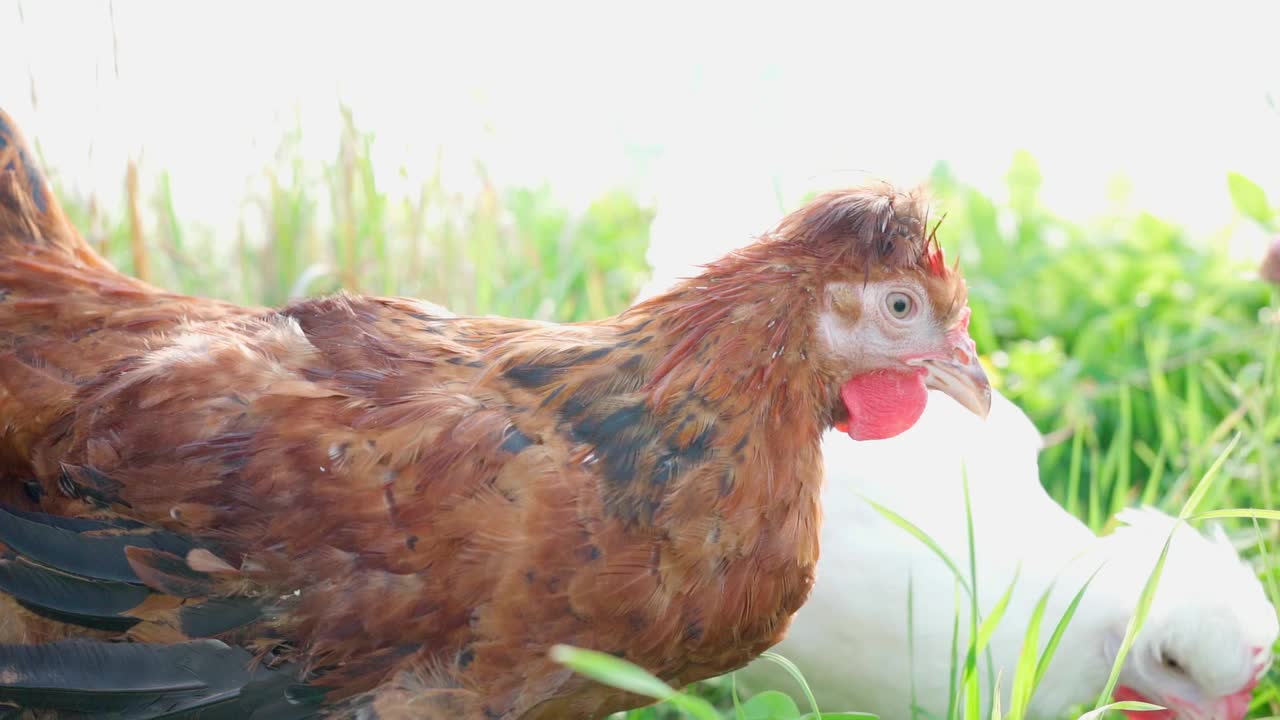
[0,109,980,719]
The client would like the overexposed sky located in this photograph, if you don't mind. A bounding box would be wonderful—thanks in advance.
[2,1,1277,260]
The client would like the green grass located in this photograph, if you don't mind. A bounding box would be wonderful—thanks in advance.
[41,109,1280,720]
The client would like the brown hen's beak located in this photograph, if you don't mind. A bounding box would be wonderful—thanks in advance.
[917,353,991,418]
[908,317,992,418]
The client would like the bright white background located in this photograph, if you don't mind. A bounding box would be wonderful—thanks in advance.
[3,1,1277,264]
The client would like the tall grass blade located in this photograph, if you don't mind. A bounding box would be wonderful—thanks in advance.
[864,498,973,598]
[757,651,824,717]
[1033,568,1100,689]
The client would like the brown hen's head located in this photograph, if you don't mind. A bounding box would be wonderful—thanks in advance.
[680,182,990,441]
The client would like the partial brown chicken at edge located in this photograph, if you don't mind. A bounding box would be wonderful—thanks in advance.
[0,108,990,719]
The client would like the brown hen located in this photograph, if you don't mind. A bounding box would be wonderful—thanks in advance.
[0,108,989,719]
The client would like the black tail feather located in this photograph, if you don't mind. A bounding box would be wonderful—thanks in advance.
[0,640,322,719]
[176,598,264,639]
[0,496,270,640]
[0,639,245,712]
[0,504,195,585]
[0,554,150,632]
[0,501,298,717]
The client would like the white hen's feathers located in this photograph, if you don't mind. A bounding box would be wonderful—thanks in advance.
[732,390,1276,719]
[1089,507,1278,699]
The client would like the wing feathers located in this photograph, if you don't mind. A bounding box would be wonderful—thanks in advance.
[0,555,149,632]
[0,504,194,584]
[0,639,320,719]
[0,639,238,710]
[0,501,267,647]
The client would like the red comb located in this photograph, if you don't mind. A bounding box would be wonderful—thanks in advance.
[924,213,948,277]
[925,245,946,276]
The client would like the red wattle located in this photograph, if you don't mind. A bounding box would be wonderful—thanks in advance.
[838,369,928,441]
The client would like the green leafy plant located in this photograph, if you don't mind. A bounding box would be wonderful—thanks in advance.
[549,645,873,720]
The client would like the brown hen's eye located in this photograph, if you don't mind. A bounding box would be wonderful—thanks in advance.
[886,292,913,319]
[1161,651,1183,673]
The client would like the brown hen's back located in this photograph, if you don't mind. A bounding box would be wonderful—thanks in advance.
[0,108,980,719]
[0,111,257,510]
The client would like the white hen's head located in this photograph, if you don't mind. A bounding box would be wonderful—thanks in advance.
[1098,508,1277,720]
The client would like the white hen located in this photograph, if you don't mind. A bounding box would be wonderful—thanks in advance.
[731,390,1278,720]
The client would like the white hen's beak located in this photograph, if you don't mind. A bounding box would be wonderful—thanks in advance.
[1210,687,1255,720]
[1117,679,1259,720]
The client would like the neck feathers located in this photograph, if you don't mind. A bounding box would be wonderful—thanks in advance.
[623,245,833,440]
